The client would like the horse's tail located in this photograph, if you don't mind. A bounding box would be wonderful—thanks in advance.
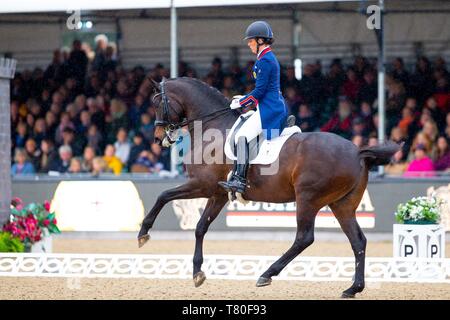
[358,141,402,169]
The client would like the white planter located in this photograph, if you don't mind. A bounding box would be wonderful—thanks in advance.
[31,236,53,253]
[393,224,445,258]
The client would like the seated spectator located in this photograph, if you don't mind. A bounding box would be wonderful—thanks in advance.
[38,139,58,173]
[341,68,361,102]
[351,134,364,148]
[131,150,163,173]
[404,144,435,177]
[407,131,434,161]
[61,127,86,157]
[397,106,415,136]
[48,145,73,173]
[32,118,47,147]
[351,117,370,138]
[103,144,123,175]
[138,112,155,143]
[321,98,354,139]
[434,136,450,171]
[385,149,408,175]
[86,124,103,155]
[295,104,318,132]
[24,138,41,171]
[14,122,28,149]
[82,146,96,172]
[114,128,131,164]
[106,99,129,144]
[91,156,109,176]
[128,133,147,170]
[55,112,75,145]
[68,157,83,174]
[11,148,35,175]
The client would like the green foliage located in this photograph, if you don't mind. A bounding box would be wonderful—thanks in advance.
[0,232,25,252]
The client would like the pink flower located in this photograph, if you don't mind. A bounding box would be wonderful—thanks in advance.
[11,197,24,210]
[53,218,57,225]
[44,201,51,211]
[43,219,50,227]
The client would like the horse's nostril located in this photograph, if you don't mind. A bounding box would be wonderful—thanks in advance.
[154,137,162,146]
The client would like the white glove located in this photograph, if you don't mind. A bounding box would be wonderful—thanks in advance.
[232,95,244,100]
[230,98,242,109]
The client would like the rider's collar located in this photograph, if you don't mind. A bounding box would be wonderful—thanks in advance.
[257,46,271,60]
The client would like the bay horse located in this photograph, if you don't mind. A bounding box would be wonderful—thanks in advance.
[138,77,400,298]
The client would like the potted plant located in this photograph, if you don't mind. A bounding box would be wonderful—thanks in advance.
[393,196,445,259]
[2,197,60,252]
[395,196,441,224]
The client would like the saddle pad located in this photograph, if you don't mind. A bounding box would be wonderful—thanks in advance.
[224,112,301,165]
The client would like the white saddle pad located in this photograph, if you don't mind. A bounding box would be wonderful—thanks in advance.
[224,111,301,165]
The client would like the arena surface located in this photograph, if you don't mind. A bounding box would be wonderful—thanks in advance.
[1,237,450,300]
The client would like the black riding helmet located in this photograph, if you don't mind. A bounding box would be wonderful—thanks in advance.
[244,21,274,41]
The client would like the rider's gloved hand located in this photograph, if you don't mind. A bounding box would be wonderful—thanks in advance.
[230,98,242,109]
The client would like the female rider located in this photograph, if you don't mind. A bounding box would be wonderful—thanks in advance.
[218,21,289,195]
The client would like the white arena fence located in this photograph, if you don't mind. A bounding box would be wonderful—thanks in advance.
[0,253,449,283]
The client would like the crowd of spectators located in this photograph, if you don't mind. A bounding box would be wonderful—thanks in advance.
[9,35,450,177]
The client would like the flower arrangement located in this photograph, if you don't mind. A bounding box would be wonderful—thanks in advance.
[1,197,60,251]
[395,196,441,224]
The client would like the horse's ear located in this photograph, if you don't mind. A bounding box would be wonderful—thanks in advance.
[148,77,160,93]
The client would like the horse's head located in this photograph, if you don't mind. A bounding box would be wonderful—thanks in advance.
[150,78,186,147]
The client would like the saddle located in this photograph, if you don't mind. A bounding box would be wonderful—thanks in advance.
[224,113,301,165]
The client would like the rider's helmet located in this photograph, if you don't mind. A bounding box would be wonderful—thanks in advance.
[244,21,274,42]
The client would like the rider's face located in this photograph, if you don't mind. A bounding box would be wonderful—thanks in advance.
[247,39,258,55]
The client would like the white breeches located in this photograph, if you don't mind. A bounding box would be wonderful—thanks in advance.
[234,107,263,144]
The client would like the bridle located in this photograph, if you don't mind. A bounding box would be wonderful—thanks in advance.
[152,79,233,145]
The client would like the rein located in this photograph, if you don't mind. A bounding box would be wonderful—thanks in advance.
[153,79,233,131]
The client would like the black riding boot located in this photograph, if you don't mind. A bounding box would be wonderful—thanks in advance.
[218,136,250,194]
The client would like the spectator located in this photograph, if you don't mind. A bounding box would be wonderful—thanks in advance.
[103,144,122,175]
[11,148,35,175]
[351,134,364,148]
[68,157,83,174]
[61,127,86,157]
[128,132,147,170]
[138,112,155,143]
[434,136,450,171]
[49,145,73,173]
[106,99,129,143]
[24,138,41,171]
[67,39,88,91]
[92,34,108,74]
[82,146,96,172]
[114,128,131,164]
[295,104,318,132]
[14,122,28,149]
[131,150,163,173]
[404,144,435,177]
[86,124,103,155]
[91,156,109,176]
[38,139,58,173]
[321,98,355,139]
[342,67,361,103]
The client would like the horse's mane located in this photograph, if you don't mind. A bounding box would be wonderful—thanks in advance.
[172,77,231,107]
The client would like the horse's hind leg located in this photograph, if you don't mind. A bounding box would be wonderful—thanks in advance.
[192,195,228,287]
[138,180,204,247]
[329,176,368,298]
[256,200,318,287]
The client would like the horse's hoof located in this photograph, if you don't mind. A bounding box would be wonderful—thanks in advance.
[193,271,206,288]
[341,290,355,299]
[137,234,150,248]
[256,277,272,287]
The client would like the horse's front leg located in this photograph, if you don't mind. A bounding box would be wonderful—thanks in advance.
[193,195,228,287]
[138,180,204,247]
